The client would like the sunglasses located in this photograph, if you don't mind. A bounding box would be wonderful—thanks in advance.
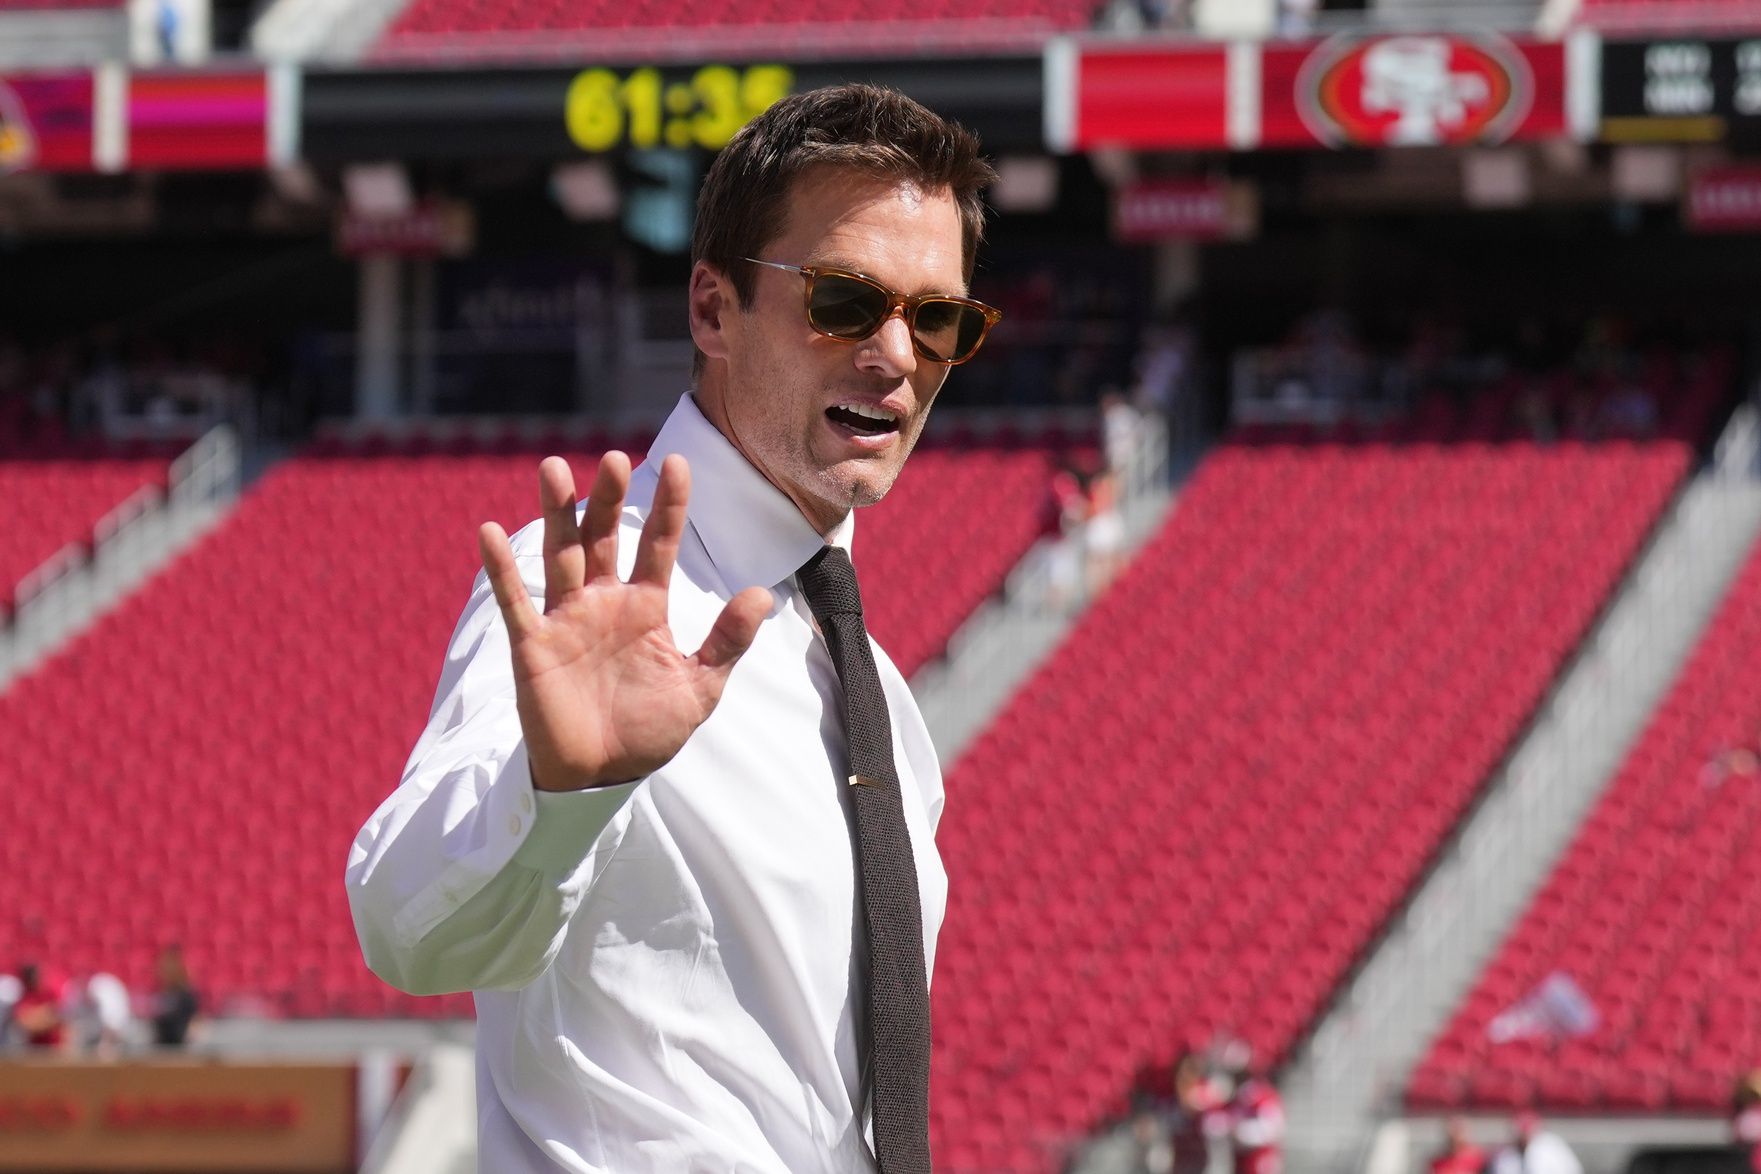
[743,258,1003,366]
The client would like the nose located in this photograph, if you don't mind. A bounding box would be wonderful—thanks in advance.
[853,308,917,379]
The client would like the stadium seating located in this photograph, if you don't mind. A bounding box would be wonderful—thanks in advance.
[927,434,1693,1172]
[0,456,170,614]
[1408,527,1761,1114]
[0,436,1057,1017]
[373,0,1093,60]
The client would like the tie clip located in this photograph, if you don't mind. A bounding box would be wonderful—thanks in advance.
[848,774,880,788]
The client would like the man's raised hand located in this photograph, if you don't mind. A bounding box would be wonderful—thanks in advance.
[477,452,773,792]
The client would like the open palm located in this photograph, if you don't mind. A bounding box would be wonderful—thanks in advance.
[478,452,773,792]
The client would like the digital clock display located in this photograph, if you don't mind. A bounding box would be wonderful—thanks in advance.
[564,64,794,153]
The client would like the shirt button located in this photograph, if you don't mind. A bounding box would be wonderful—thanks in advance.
[520,793,533,815]
[508,815,522,837]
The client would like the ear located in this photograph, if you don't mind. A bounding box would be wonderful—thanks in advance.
[688,261,736,363]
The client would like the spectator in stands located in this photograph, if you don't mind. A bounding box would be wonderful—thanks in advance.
[1513,379,1559,444]
[1223,1046,1284,1174]
[1489,1111,1582,1174]
[1085,466,1127,593]
[1044,457,1088,608]
[64,972,135,1058]
[1102,391,1142,476]
[1170,1054,1222,1174]
[0,971,17,1047]
[7,963,67,1050]
[1431,1117,1486,1174]
[1600,376,1658,439]
[1127,1106,1175,1174]
[1132,321,1195,422]
[348,84,1000,1174]
[148,944,201,1048]
[1733,1070,1761,1174]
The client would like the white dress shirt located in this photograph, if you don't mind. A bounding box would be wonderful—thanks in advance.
[346,394,947,1174]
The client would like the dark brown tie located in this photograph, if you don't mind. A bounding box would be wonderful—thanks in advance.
[796,545,932,1174]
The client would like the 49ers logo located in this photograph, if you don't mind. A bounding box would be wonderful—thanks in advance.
[0,82,36,173]
[1295,33,1534,148]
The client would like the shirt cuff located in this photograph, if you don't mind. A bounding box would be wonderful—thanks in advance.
[504,743,642,874]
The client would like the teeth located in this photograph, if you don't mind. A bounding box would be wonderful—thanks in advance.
[842,403,898,424]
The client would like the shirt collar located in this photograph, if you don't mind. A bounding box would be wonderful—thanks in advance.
[643,393,854,593]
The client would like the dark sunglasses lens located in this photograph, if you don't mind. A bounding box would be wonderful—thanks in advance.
[911,300,989,362]
[807,275,888,340]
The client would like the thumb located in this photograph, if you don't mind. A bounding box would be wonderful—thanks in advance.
[690,586,773,678]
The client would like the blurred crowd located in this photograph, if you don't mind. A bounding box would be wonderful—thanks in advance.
[0,947,201,1057]
[1238,308,1726,443]
[1073,1039,1283,1174]
[1428,1114,1582,1174]
[1043,393,1149,606]
[0,333,266,451]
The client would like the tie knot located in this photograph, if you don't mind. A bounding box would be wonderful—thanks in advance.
[796,545,865,621]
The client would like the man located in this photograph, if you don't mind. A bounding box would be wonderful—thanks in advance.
[1488,1112,1582,1174]
[7,963,66,1050]
[1430,1117,1485,1174]
[346,85,1000,1173]
[1221,1046,1283,1174]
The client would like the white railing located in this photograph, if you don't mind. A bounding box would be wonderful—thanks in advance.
[0,426,242,683]
[1281,401,1761,1173]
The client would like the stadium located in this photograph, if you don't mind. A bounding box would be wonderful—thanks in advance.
[1,0,1760,1169]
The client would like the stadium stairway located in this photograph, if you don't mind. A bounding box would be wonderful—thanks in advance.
[1279,403,1761,1174]
[911,413,1176,761]
[0,427,242,687]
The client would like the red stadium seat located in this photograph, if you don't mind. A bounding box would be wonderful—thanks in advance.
[930,430,1691,1168]
[1410,471,1761,1114]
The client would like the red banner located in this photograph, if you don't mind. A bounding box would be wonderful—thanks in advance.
[1686,166,1761,232]
[1261,33,1567,149]
[128,71,268,169]
[0,73,95,173]
[1072,45,1230,151]
[1114,177,1234,242]
[337,201,475,257]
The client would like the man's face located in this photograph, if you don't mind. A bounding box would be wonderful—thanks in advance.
[693,167,967,534]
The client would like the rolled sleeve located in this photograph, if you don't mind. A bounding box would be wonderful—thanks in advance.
[346,521,642,995]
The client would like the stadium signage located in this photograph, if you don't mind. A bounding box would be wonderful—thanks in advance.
[0,1061,354,1172]
[301,56,1044,162]
[1054,35,1566,152]
[1685,166,1761,232]
[0,73,95,173]
[1292,33,1533,148]
[564,64,793,153]
[337,199,475,257]
[1601,37,1761,143]
[1113,177,1246,242]
[1260,33,1565,148]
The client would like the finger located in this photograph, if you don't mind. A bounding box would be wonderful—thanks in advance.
[582,451,632,584]
[478,522,540,641]
[690,586,772,679]
[539,456,586,609]
[632,454,689,588]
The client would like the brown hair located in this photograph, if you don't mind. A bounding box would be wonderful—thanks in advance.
[691,84,995,369]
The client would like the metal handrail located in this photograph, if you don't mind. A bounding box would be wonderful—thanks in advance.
[0,426,241,683]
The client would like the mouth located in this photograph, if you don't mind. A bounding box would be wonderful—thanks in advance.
[824,401,903,441]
